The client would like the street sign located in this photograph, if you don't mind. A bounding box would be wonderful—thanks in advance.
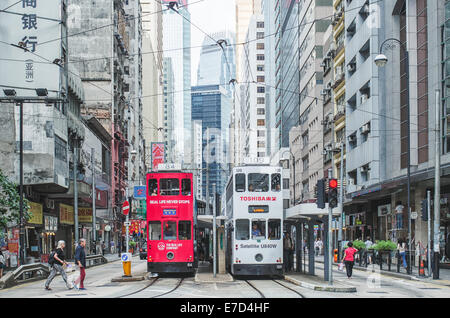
[122,201,130,215]
[410,211,418,219]
[121,253,131,262]
[124,221,131,226]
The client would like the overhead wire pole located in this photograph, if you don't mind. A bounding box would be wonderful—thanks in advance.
[433,89,441,279]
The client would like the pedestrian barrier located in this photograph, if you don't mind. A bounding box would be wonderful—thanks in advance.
[0,263,50,289]
[86,254,107,267]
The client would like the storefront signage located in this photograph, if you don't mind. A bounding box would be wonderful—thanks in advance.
[78,207,93,223]
[28,201,43,225]
[44,215,58,231]
[59,203,74,225]
[134,186,146,200]
[377,204,391,217]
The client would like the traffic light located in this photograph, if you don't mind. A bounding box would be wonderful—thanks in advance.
[328,179,338,208]
[316,179,326,209]
[421,199,428,221]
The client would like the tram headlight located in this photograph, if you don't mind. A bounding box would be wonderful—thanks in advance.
[167,252,175,260]
[255,253,263,262]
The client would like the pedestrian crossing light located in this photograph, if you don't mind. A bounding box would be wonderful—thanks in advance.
[420,199,428,221]
[328,179,338,209]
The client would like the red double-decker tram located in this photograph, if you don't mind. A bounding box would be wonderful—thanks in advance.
[146,172,197,274]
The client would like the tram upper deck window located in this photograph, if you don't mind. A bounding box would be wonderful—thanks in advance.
[268,219,281,240]
[271,173,281,192]
[181,179,191,196]
[252,219,266,240]
[160,178,180,196]
[148,179,158,196]
[149,221,161,240]
[163,221,177,240]
[248,173,269,192]
[235,173,245,192]
[178,221,191,240]
[235,219,249,240]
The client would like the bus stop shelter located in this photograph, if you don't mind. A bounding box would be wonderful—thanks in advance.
[285,203,340,280]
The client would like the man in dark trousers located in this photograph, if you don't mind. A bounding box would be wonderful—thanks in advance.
[74,238,87,290]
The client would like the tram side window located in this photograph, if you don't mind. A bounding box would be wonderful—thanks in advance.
[148,179,158,196]
[268,219,281,240]
[252,219,266,240]
[235,219,249,240]
[235,173,245,192]
[149,221,161,240]
[248,173,269,192]
[271,173,281,192]
[160,178,180,196]
[178,221,191,240]
[181,179,191,196]
[163,221,177,240]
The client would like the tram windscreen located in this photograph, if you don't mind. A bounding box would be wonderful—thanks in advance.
[160,178,180,196]
[163,221,177,240]
[248,173,269,192]
[149,221,161,240]
[235,219,249,240]
[271,173,281,192]
[178,221,191,240]
[251,220,266,240]
[268,219,281,240]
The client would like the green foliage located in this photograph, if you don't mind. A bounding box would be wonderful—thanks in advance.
[0,169,31,231]
[369,240,397,251]
[129,241,137,248]
[352,239,366,250]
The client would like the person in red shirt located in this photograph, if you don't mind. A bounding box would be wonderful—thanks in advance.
[341,241,358,278]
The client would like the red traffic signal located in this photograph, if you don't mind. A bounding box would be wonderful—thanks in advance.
[329,179,338,189]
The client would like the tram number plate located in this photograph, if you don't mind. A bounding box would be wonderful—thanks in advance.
[163,209,177,216]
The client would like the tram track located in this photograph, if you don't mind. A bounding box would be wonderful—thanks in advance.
[244,278,306,298]
[272,279,306,298]
[151,277,184,298]
[116,277,159,298]
[245,280,266,298]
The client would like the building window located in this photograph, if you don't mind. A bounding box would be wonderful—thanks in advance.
[257,130,265,137]
[257,86,265,93]
[257,76,265,82]
[257,65,264,72]
[257,21,264,28]
[257,119,265,126]
[256,54,265,61]
[257,43,265,50]
[55,135,67,162]
[257,97,265,105]
[256,32,264,39]
[257,108,265,115]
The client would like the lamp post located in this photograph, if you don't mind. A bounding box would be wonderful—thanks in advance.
[375,38,412,274]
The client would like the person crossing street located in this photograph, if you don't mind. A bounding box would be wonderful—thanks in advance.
[74,238,87,290]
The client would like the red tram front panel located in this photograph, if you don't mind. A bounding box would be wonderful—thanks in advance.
[146,172,195,273]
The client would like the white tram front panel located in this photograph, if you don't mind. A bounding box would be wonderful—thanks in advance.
[225,166,284,276]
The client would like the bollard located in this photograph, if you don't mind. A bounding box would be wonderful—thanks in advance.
[388,252,391,271]
[121,253,132,277]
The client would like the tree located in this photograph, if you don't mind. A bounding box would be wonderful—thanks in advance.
[0,169,31,237]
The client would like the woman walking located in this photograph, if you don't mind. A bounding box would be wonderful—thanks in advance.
[397,238,407,269]
[44,240,73,291]
[341,241,359,279]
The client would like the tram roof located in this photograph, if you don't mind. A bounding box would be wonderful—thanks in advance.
[285,203,340,220]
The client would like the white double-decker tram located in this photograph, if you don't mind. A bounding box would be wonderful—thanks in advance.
[225,165,284,276]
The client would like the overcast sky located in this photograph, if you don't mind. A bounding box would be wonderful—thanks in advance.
[188,0,236,86]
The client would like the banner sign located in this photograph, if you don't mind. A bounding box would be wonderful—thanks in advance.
[59,203,74,225]
[0,0,62,98]
[28,201,43,225]
[134,186,146,200]
[78,207,93,223]
[151,142,165,171]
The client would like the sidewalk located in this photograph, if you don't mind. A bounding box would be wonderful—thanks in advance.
[194,261,234,283]
[309,254,450,287]
[283,272,357,292]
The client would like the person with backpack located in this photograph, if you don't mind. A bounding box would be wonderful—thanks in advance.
[44,240,73,291]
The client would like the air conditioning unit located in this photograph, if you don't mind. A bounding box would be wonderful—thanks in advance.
[361,94,368,104]
[347,63,356,72]
[361,123,370,134]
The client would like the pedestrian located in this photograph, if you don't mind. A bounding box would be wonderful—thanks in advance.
[364,236,374,265]
[283,232,294,272]
[397,238,407,269]
[110,240,115,254]
[44,240,73,290]
[0,250,6,278]
[74,238,87,290]
[341,241,359,279]
[101,241,106,255]
[314,238,323,256]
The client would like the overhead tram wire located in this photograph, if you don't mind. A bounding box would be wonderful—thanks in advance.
[0,0,22,12]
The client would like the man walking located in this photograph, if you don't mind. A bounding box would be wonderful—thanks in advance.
[74,238,87,290]
[45,240,72,290]
[283,232,294,272]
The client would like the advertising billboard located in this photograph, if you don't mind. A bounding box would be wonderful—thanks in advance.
[151,142,165,171]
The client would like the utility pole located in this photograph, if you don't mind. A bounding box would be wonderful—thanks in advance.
[213,183,217,278]
[433,89,441,279]
[328,168,333,285]
[19,101,24,266]
[92,148,96,245]
[427,190,431,277]
[338,141,344,251]
[74,145,79,245]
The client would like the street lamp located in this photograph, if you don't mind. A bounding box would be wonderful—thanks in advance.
[375,37,412,274]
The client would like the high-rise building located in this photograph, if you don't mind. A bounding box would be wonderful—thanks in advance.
[163,58,176,163]
[162,1,192,165]
[191,85,232,196]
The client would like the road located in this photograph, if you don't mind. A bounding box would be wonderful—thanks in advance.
[0,256,448,298]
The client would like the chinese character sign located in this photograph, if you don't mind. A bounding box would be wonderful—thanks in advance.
[0,0,62,98]
[151,143,165,171]
[133,186,146,200]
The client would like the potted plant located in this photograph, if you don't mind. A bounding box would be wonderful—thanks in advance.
[370,240,397,269]
[129,241,137,254]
